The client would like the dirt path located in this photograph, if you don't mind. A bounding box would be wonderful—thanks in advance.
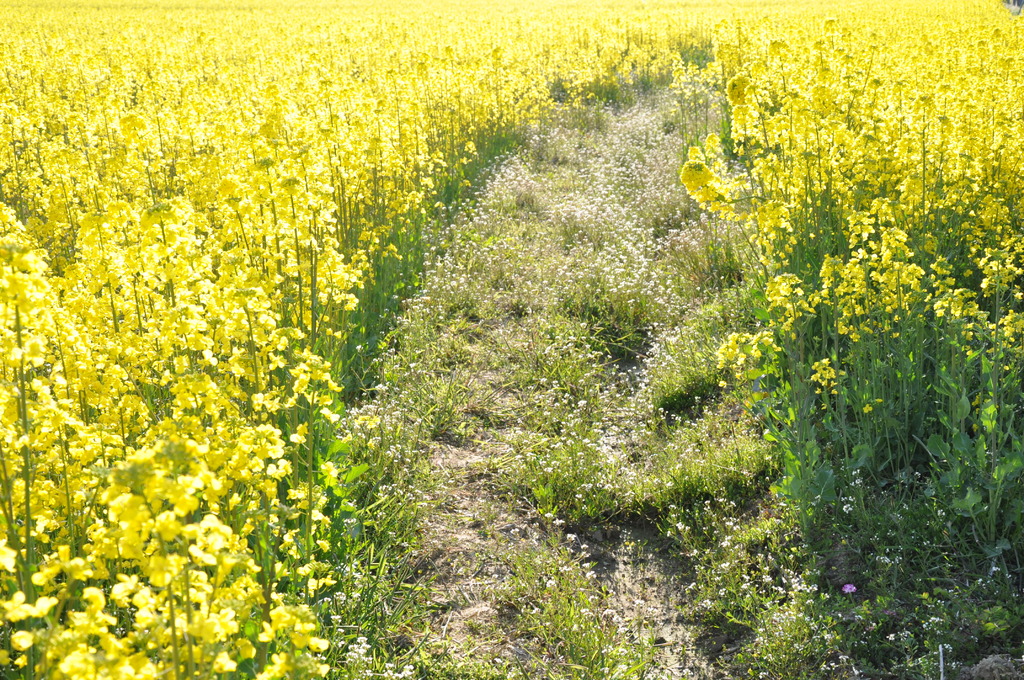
[380,91,743,678]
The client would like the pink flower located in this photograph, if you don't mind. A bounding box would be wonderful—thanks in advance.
[842,584,857,594]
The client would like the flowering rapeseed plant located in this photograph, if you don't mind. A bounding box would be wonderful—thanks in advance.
[695,0,1024,551]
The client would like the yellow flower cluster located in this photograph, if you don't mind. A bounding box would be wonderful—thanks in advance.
[679,134,742,216]
[0,0,706,677]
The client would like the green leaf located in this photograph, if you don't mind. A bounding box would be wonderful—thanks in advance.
[813,465,837,504]
[850,444,873,469]
[925,434,949,458]
[329,439,352,457]
[992,453,1024,484]
[980,400,998,433]
[954,394,971,423]
[952,431,972,455]
[344,463,370,484]
[982,539,1011,560]
[952,487,982,517]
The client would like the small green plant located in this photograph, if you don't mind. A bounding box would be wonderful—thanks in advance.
[676,501,804,634]
[495,537,656,679]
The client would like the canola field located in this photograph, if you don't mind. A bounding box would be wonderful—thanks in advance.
[2,0,1023,677]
